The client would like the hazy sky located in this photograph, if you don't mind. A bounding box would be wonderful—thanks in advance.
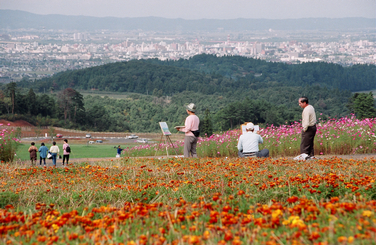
[1,0,375,19]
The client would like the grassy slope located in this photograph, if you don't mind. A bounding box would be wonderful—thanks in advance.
[15,143,136,161]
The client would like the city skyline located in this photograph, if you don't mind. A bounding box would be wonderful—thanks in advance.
[0,0,375,20]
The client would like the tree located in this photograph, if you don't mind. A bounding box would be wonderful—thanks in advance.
[201,109,213,137]
[15,127,22,139]
[57,88,78,125]
[71,91,86,125]
[86,104,107,131]
[0,90,12,115]
[347,92,376,119]
[48,127,56,143]
[26,88,37,115]
[5,82,17,117]
[34,126,42,139]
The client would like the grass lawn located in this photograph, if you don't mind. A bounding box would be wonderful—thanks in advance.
[15,143,137,161]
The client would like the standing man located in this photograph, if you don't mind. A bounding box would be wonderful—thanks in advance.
[237,123,269,158]
[299,96,317,158]
[178,103,200,157]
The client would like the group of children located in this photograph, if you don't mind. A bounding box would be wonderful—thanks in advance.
[28,139,71,166]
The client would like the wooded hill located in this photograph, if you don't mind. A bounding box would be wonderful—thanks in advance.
[20,54,376,94]
[4,55,375,133]
[144,55,376,92]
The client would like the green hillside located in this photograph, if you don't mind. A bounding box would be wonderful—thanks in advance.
[18,54,376,95]
[2,55,375,133]
[143,54,376,92]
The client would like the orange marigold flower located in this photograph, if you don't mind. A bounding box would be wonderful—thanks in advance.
[189,235,200,244]
[287,196,299,203]
[330,197,339,203]
[232,238,242,245]
[37,236,47,242]
[203,230,210,240]
[309,231,320,240]
[337,236,347,243]
[224,231,233,241]
[69,233,79,240]
[159,227,166,234]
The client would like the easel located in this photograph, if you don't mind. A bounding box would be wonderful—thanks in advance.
[158,122,179,156]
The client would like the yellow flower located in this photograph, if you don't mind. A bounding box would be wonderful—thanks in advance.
[52,224,59,233]
[362,210,373,217]
[272,209,283,219]
[282,216,299,225]
[348,236,355,243]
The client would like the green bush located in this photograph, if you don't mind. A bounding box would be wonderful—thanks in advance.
[0,127,20,162]
[0,191,19,208]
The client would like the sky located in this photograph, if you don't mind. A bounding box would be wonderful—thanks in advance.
[0,0,375,19]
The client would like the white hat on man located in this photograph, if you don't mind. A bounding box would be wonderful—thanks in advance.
[246,123,254,130]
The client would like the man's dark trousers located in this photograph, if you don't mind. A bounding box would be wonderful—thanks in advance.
[300,125,316,156]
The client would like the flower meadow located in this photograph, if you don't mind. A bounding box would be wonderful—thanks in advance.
[0,124,19,163]
[1,156,376,244]
[124,116,376,158]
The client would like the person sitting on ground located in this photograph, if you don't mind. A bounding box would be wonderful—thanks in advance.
[28,142,38,165]
[38,142,48,166]
[237,123,269,158]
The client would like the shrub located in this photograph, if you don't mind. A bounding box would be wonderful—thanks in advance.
[0,125,20,162]
[0,191,19,208]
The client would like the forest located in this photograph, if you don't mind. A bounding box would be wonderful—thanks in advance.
[1,54,375,134]
[17,54,376,94]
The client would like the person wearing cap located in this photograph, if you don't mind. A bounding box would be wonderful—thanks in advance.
[177,103,200,157]
[237,123,269,158]
[298,96,317,158]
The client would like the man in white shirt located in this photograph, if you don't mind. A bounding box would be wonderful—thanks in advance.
[237,123,269,158]
[299,96,317,158]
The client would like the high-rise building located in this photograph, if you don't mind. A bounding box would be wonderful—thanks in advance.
[255,43,264,53]
[170,43,178,50]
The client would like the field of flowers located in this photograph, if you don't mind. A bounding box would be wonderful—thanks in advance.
[124,116,376,158]
[1,156,376,244]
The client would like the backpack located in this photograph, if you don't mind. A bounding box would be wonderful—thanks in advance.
[66,146,71,153]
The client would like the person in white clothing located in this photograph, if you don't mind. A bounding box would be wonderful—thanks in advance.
[298,96,317,158]
[237,123,269,158]
[49,141,60,166]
